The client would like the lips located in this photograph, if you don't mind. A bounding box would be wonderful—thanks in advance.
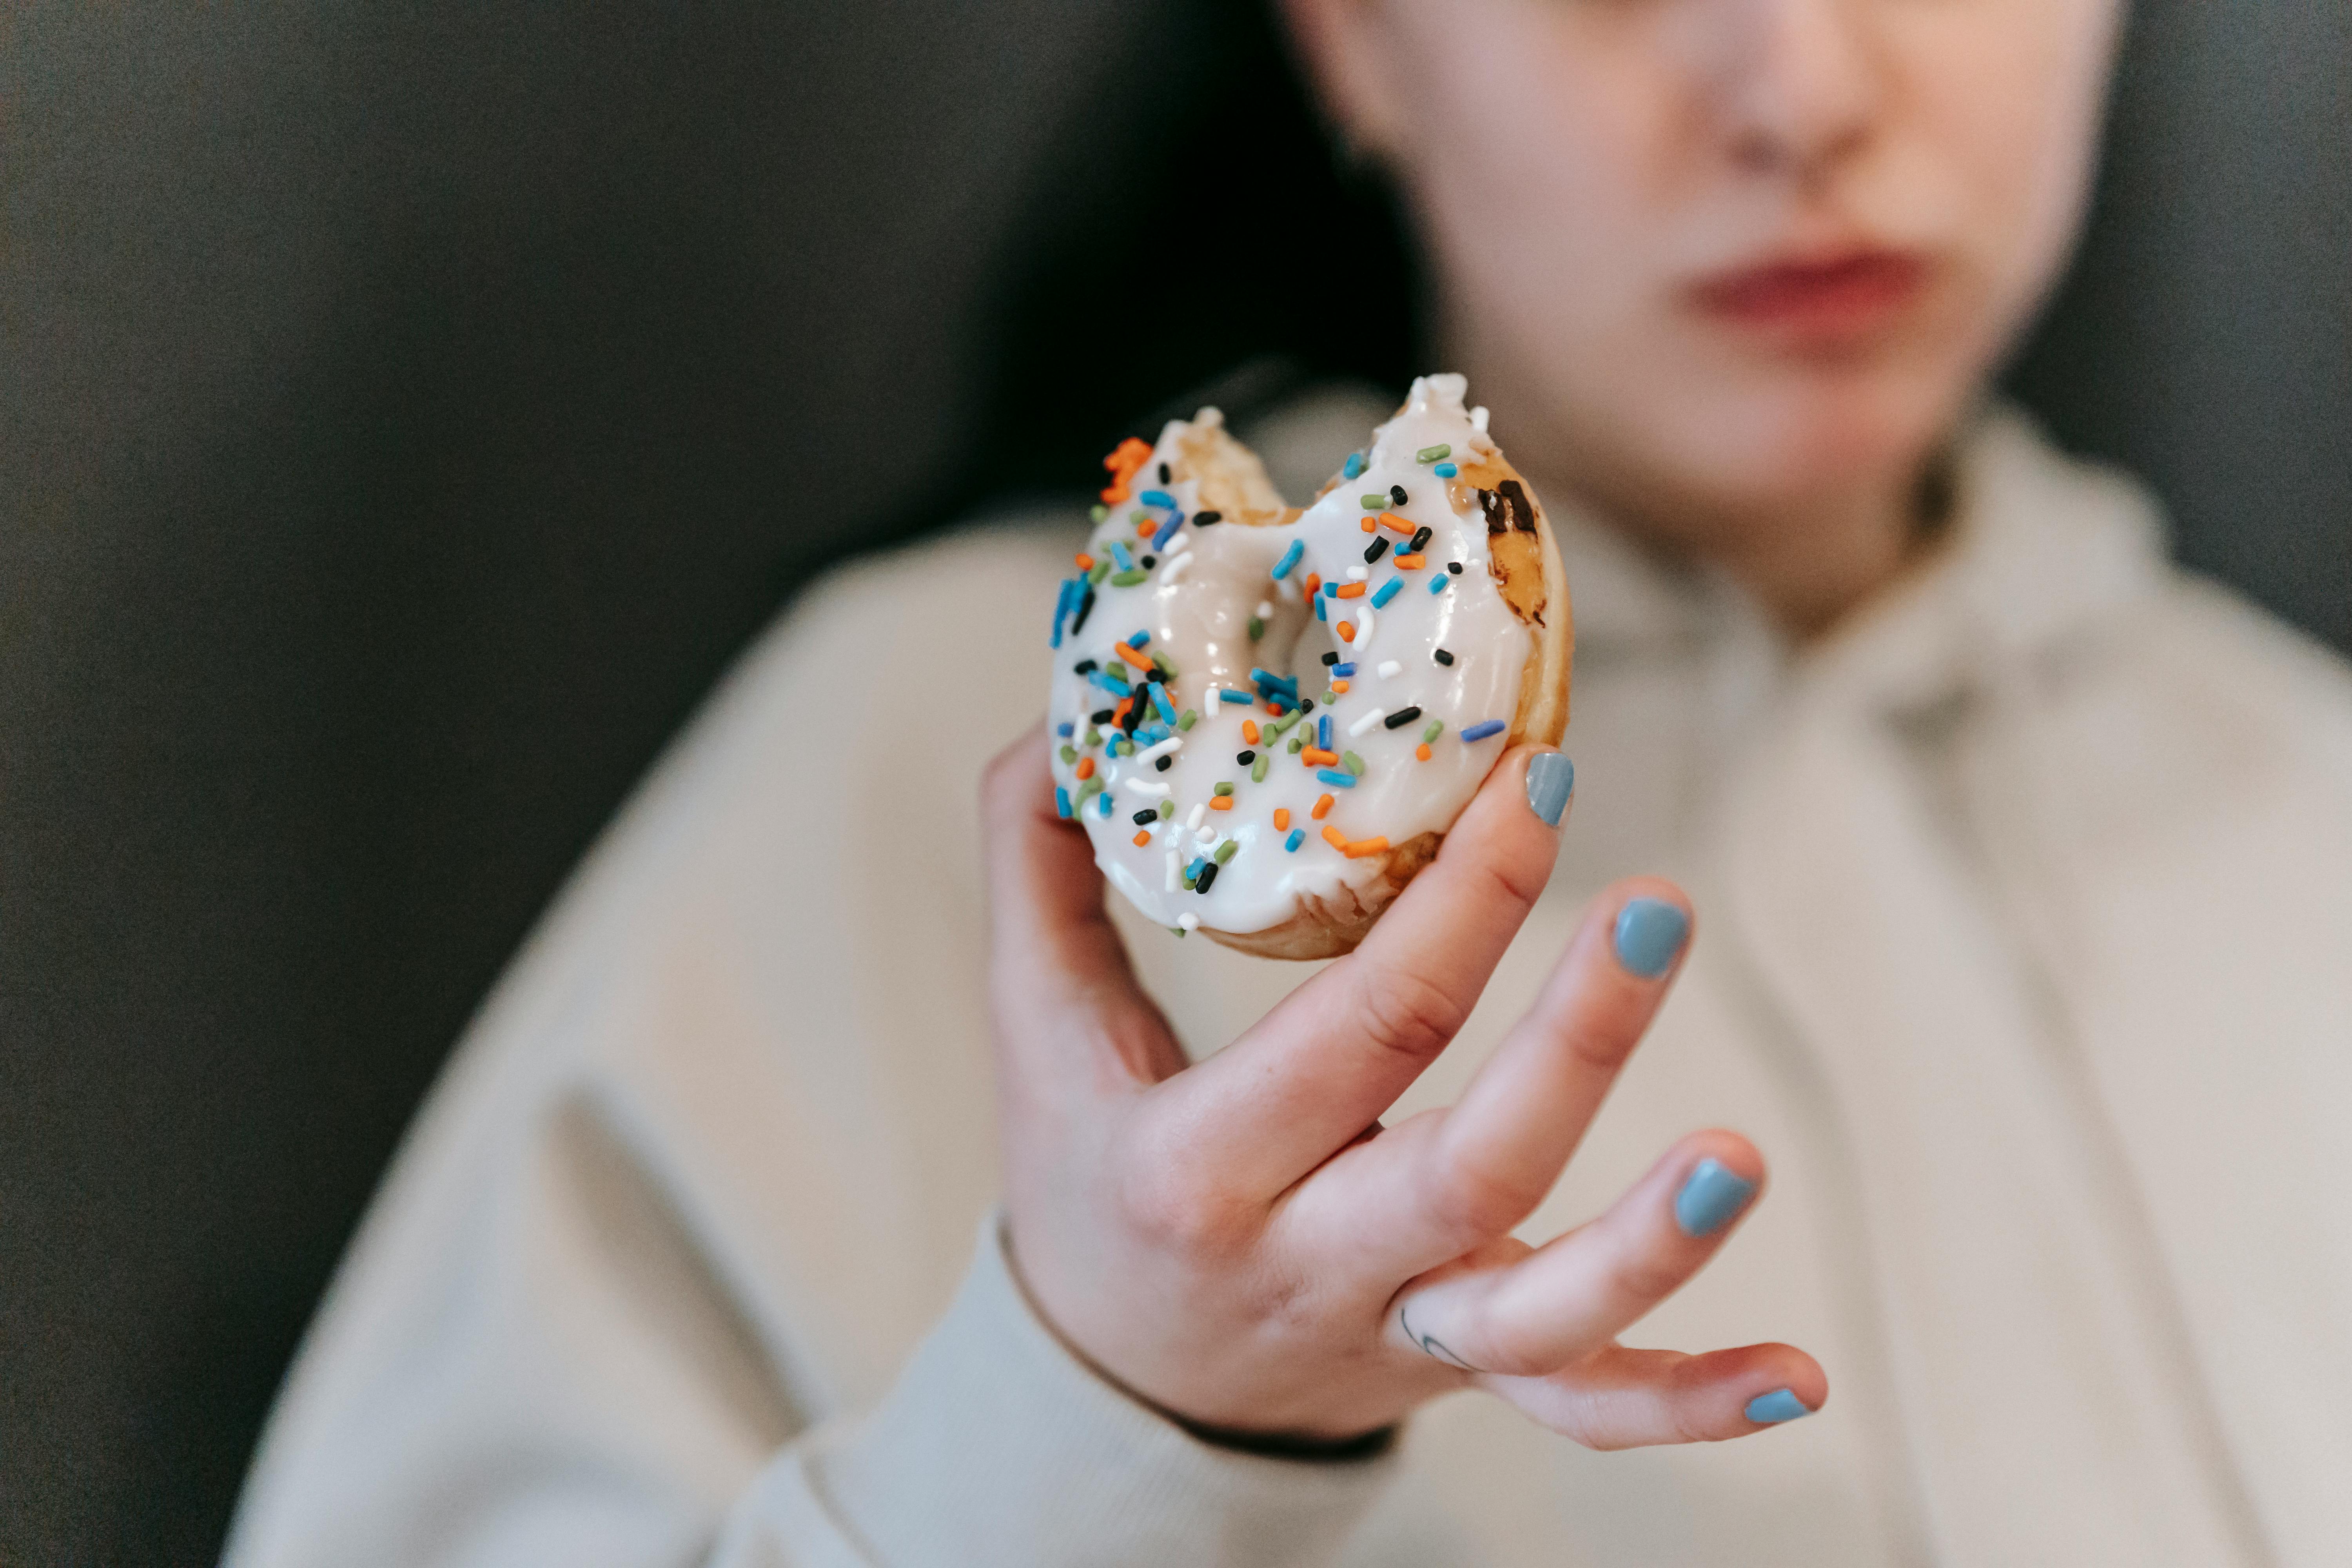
[1688,249,1928,343]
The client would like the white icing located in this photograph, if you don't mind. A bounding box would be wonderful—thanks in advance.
[1047,374,1531,936]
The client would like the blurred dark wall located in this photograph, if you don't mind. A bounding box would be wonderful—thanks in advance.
[0,1,2343,1563]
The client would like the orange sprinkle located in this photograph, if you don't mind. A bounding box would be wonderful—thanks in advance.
[1416,743,1433,761]
[1264,701,1283,715]
[1394,554,1425,569]
[1114,641,1154,672]
[1338,621,1357,642]
[1331,680,1350,694]
[1209,795,1234,811]
[1100,436,1152,505]
[1242,720,1259,744]
[1075,552,1095,570]
[1360,516,1377,533]
[1137,517,1157,536]
[1343,835,1392,859]
[1305,573,1321,595]
[1074,756,1096,780]
[1132,829,1152,847]
[1273,808,1292,830]
[1302,747,1337,766]
[1322,825,1351,851]
[1312,793,1336,820]
[1384,514,1417,535]
[1334,582,1366,599]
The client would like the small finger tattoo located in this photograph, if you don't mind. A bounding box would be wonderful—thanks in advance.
[1399,1302,1476,1370]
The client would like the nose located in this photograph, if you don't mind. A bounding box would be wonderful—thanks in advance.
[1698,0,1885,189]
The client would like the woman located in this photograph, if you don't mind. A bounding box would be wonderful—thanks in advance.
[225,0,2352,1564]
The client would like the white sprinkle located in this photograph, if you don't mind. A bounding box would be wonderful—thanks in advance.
[1178,912,1200,931]
[1471,405,1490,433]
[1165,530,1192,558]
[1125,779,1171,799]
[1254,600,1273,618]
[1203,683,1220,711]
[1134,736,1183,765]
[1348,708,1388,737]
[1161,554,1192,587]
[1165,852,1180,892]
[1187,802,1206,832]
[1345,565,1368,582]
[1354,606,1376,651]
[1376,659,1401,679]
[1198,829,1222,855]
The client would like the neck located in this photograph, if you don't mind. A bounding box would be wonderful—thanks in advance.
[1697,472,1930,640]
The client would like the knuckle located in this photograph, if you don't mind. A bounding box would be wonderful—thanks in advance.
[1477,840,1552,915]
[1602,1236,1689,1310]
[1426,1151,1541,1240]
[1115,1156,1252,1260]
[1354,965,1469,1066]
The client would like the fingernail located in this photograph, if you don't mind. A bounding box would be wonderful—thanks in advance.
[1525,752,1574,826]
[1745,1388,1813,1425]
[1673,1157,1757,1236]
[1613,897,1688,978]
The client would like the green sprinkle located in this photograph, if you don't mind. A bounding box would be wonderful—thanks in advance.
[1250,755,1269,783]
[1059,745,1077,764]
[1172,925,1188,937]
[1090,503,1109,522]
[1131,510,1151,526]
[1110,568,1149,587]
[1214,840,1239,865]
[1213,782,1233,797]
[1076,776,1104,801]
[1157,799,1174,820]
[1116,738,1134,756]
[1287,737,1304,754]
[1342,750,1367,777]
[1083,728,1102,748]
[1322,688,1340,705]
[1176,708,1198,731]
[1151,650,1178,678]
[1420,719,1444,743]
[1247,616,1265,641]
[1360,493,1387,510]
[1416,443,1452,463]
[1087,560,1111,585]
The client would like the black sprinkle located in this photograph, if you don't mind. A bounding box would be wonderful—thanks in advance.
[1090,708,1114,724]
[1155,755,1173,771]
[1299,698,1316,713]
[1140,554,1156,568]
[1194,861,1220,894]
[1157,461,1171,484]
[1433,648,1455,666]
[1236,750,1255,766]
[1133,809,1158,825]
[1408,525,1433,555]
[1321,651,1340,666]
[1070,583,1097,633]
[1384,706,1423,730]
[1120,700,1146,735]
[1073,659,1099,674]
[1389,483,1408,506]
[1142,667,1163,683]
[1192,510,1223,526]
[1447,561,1464,575]
[1364,537,1389,564]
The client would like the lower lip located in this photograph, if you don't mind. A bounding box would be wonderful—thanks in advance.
[1689,253,1927,343]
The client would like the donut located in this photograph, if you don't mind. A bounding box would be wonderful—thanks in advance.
[1044,373,1571,960]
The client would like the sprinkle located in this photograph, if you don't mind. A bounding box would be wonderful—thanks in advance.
[1360,516,1377,534]
[1364,537,1389,564]
[1272,807,1292,831]
[1361,493,1387,510]
[1151,649,1178,678]
[1176,708,1198,730]
[1132,829,1151,846]
[1050,579,1074,646]
[1287,737,1303,753]
[1162,554,1193,587]
[1072,584,1098,630]
[1337,621,1356,642]
[1139,488,1176,508]
[1314,594,1327,623]
[1416,443,1451,463]
[1434,461,1458,477]
[1334,582,1365,600]
[1346,565,1369,582]
[1055,788,1072,819]
[1305,573,1322,595]
[1421,718,1444,742]
[1134,735,1184,765]
[1390,483,1408,506]
[1272,540,1305,580]
[1461,720,1507,742]
[1192,510,1223,527]
[1317,768,1357,788]
[1408,526,1433,555]
[1433,648,1454,667]
[1132,808,1158,825]
[1344,836,1391,859]
[1348,708,1387,737]
[1416,744,1432,760]
[1428,573,1448,595]
[1149,684,1178,724]
[1084,726,1105,744]
[1098,791,1116,818]
[1110,568,1148,587]
[1109,540,1134,571]
[1449,561,1464,574]
[1250,667,1298,695]
[1157,798,1174,818]
[1214,840,1238,864]
[1383,514,1417,535]
[1341,750,1367,775]
[1383,706,1423,730]
[1251,754,1269,782]
[1370,578,1402,609]
[1322,826,1350,851]
[1219,689,1252,705]
[1056,722,1073,737]
[1059,744,1077,763]
[1285,828,1305,851]
[1318,714,1333,750]
[1394,554,1425,569]
[1151,512,1183,551]
[1209,795,1233,811]
[1329,681,1349,695]
[1247,616,1265,640]
[1178,912,1200,931]
[1089,505,1108,523]
[1185,856,1205,886]
[1212,782,1234,797]
[1114,642,1152,672]
[1187,802,1206,831]
[1376,660,1401,679]
[1342,452,1365,480]
[1312,793,1336,819]
[1195,861,1220,893]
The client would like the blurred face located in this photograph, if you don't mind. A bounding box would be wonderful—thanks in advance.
[1289,0,2123,556]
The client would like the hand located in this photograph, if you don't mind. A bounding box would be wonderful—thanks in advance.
[980,724,1825,1447]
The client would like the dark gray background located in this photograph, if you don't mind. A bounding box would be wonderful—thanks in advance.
[2,1,2345,1562]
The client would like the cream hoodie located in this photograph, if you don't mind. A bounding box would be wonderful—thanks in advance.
[223,394,2352,1568]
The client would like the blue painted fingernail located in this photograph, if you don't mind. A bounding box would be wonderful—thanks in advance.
[1613,898,1688,978]
[1745,1388,1812,1424]
[1673,1157,1757,1237]
[1525,752,1574,826]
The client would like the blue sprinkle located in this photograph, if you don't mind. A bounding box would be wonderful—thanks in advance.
[1434,461,1458,478]
[1264,693,1296,715]
[1056,722,1073,738]
[1139,488,1176,508]
[1098,791,1115,818]
[1341,452,1365,480]
[1127,629,1151,649]
[1055,787,1073,819]
[1151,512,1183,550]
[1285,828,1305,852]
[1110,539,1134,572]
[1461,720,1506,742]
[1429,573,1449,595]
[1250,667,1298,695]
[1272,539,1304,581]
[1321,580,1339,596]
[1185,856,1207,884]
[1088,668,1132,696]
[1050,579,1073,646]
[1149,684,1178,724]
[1218,689,1253,705]
[1138,722,1169,746]
[1314,593,1328,622]
[1370,578,1402,609]
[1331,662,1356,677]
[1318,714,1333,750]
[1316,769,1357,788]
